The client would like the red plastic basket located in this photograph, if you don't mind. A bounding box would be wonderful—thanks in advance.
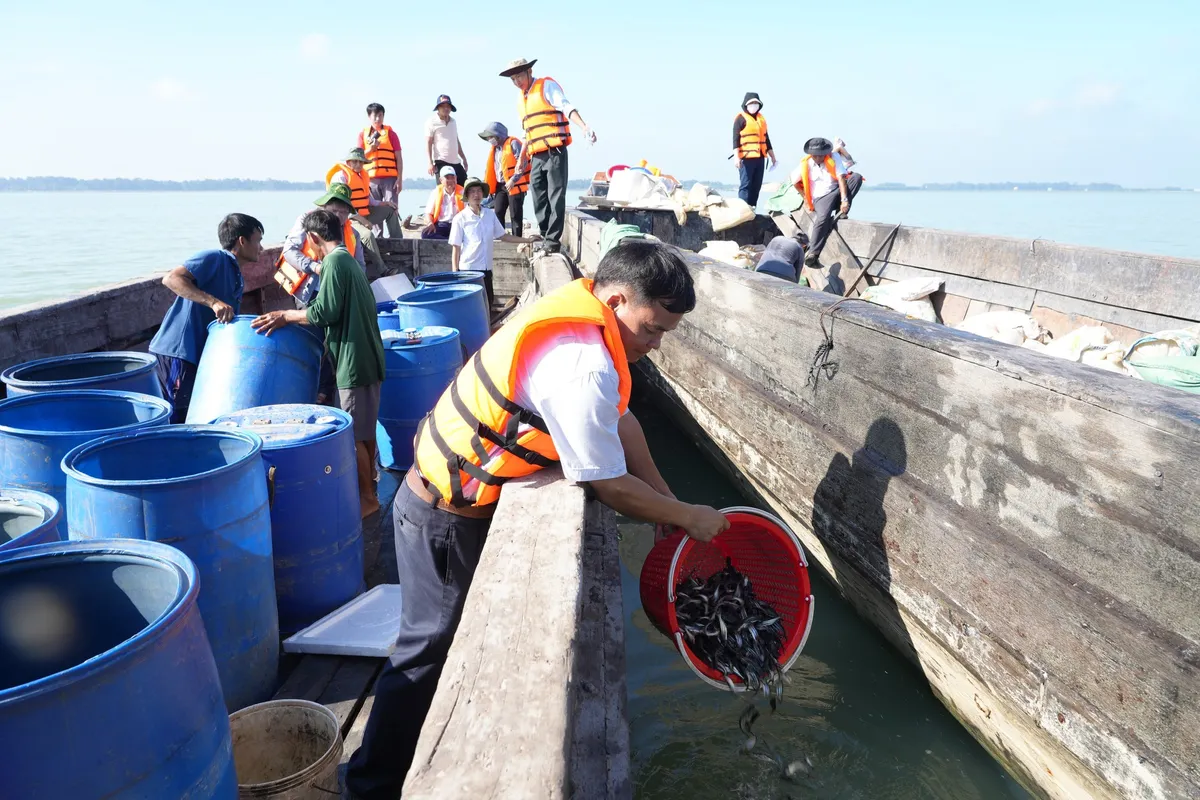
[639,507,814,692]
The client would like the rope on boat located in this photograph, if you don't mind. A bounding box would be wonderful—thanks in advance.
[806,298,858,390]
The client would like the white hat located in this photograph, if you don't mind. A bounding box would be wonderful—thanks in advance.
[439,165,457,178]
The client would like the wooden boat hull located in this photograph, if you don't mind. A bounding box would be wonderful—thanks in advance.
[565,209,1200,800]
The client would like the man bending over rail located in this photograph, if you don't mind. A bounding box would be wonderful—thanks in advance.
[344,240,730,799]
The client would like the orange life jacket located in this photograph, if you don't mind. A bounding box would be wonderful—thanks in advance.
[426,184,464,223]
[736,112,769,159]
[324,163,371,215]
[362,124,399,179]
[275,218,360,272]
[795,155,839,212]
[414,278,631,507]
[485,137,530,196]
[519,77,572,155]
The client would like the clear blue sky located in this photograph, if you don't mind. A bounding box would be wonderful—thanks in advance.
[2,0,1196,187]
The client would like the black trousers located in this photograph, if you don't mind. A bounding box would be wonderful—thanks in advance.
[738,156,766,207]
[807,172,864,259]
[482,270,495,309]
[493,188,526,236]
[432,159,466,185]
[153,354,198,423]
[345,477,492,799]
[530,146,568,244]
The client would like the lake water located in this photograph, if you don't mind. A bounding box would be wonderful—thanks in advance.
[621,398,1029,800]
[1,189,1196,310]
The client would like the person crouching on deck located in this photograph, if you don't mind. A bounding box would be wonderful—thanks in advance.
[421,166,463,239]
[793,137,863,268]
[449,177,540,308]
[344,240,731,799]
[149,213,263,422]
[252,209,387,518]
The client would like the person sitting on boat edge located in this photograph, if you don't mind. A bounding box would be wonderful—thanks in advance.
[252,208,387,519]
[501,56,597,253]
[327,147,395,263]
[425,94,468,184]
[450,177,541,308]
[733,91,777,208]
[358,102,403,238]
[422,166,464,239]
[148,213,263,423]
[344,240,730,800]
[479,121,530,235]
[792,137,863,268]
[279,183,367,287]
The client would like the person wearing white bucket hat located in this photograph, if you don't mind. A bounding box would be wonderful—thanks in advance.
[501,57,595,253]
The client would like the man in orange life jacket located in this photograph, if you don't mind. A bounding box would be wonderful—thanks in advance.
[478,120,530,235]
[357,103,403,238]
[733,92,777,207]
[501,57,596,253]
[344,240,731,799]
[326,148,388,272]
[421,166,464,239]
[792,137,863,267]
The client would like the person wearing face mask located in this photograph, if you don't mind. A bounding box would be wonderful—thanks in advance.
[733,92,777,208]
[343,239,730,800]
[478,121,530,235]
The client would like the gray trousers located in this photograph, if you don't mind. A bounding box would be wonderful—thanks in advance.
[345,477,492,799]
[807,172,864,259]
[349,219,386,275]
[368,178,403,238]
[530,146,568,245]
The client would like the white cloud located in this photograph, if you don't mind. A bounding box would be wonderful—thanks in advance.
[1024,98,1057,117]
[299,34,329,60]
[1073,82,1122,109]
[150,78,187,102]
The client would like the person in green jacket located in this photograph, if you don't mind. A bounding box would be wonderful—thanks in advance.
[252,208,387,517]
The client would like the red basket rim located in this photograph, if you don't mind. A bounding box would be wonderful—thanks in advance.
[664,506,814,692]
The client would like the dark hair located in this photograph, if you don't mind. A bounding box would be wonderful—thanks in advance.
[217,213,263,251]
[593,239,696,314]
[302,209,344,244]
[366,103,385,115]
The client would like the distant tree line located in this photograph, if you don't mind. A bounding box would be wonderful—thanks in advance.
[868,182,1188,191]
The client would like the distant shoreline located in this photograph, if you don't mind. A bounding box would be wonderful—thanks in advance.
[0,177,1193,193]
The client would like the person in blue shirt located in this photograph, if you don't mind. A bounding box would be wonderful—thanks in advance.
[148,213,264,421]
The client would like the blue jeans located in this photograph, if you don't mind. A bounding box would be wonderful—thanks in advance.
[345,476,492,799]
[738,156,766,207]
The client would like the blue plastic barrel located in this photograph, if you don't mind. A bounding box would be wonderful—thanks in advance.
[393,284,490,356]
[0,539,237,798]
[0,390,172,509]
[0,487,63,552]
[185,316,323,424]
[63,426,280,711]
[417,270,486,290]
[376,327,463,471]
[212,404,364,634]
[1,351,165,399]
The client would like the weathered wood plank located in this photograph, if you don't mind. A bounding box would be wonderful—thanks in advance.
[273,655,341,702]
[833,220,1200,323]
[1033,289,1195,337]
[316,658,383,739]
[934,293,972,326]
[404,468,629,799]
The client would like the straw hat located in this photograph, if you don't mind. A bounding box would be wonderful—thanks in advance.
[499,57,537,77]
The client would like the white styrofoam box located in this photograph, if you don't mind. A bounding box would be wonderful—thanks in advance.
[282,584,403,657]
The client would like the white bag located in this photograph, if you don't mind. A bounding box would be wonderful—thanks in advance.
[860,277,943,323]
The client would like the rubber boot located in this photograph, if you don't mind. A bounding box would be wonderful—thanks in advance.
[356,440,381,518]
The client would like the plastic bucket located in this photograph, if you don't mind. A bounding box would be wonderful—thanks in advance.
[638,506,814,692]
[230,699,342,798]
[1,351,164,399]
[0,539,237,798]
[0,487,63,552]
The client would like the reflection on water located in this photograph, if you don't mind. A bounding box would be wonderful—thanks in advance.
[622,399,1029,800]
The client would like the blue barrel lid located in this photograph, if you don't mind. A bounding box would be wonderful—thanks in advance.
[212,404,351,448]
[381,325,460,349]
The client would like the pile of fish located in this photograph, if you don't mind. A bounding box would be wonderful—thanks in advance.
[674,558,787,701]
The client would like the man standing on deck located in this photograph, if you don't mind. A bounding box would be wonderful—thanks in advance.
[327,147,398,251]
[425,94,468,184]
[733,92,777,208]
[253,208,386,518]
[479,121,530,235]
[501,57,597,253]
[358,103,403,239]
[149,213,263,422]
[793,137,863,267]
[344,240,731,799]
